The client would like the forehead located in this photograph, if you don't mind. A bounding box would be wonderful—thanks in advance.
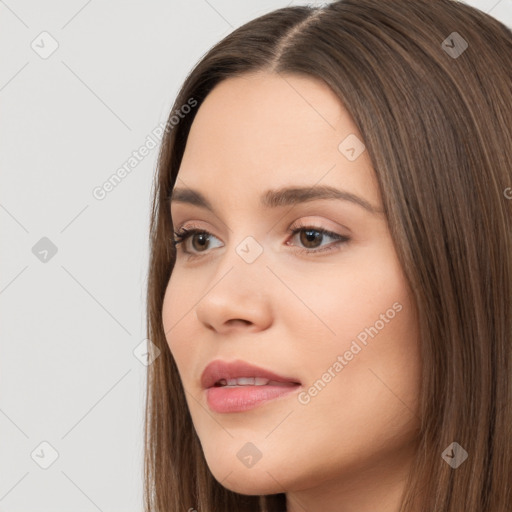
[176,72,379,208]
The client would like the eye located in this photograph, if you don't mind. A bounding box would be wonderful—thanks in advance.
[172,223,350,258]
[172,227,222,255]
[286,224,350,255]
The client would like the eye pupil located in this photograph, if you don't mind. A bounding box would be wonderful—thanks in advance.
[300,229,322,248]
[192,233,209,251]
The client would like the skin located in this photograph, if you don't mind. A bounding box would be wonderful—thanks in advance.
[162,71,422,512]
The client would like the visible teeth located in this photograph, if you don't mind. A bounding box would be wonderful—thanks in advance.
[215,378,297,387]
[217,377,271,387]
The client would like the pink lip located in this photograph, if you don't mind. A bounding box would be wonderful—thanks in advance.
[201,359,301,413]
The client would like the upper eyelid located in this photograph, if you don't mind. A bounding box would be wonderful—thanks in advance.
[173,215,351,233]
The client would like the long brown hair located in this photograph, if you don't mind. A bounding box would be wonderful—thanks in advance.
[144,1,512,510]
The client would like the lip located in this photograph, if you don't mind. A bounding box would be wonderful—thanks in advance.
[201,359,301,389]
[201,359,301,413]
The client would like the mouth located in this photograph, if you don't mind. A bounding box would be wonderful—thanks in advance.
[214,377,298,387]
[201,359,301,413]
[201,359,301,389]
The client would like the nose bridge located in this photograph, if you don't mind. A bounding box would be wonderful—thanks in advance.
[232,232,266,266]
[214,230,269,292]
[215,213,269,272]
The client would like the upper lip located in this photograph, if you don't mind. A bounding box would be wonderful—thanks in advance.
[201,359,301,389]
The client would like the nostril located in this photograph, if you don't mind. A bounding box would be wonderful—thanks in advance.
[227,319,252,327]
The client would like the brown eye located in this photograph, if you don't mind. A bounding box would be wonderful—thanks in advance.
[299,229,323,249]
[288,226,351,255]
[191,232,210,251]
[173,228,223,256]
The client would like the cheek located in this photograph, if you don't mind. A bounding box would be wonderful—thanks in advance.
[277,242,413,350]
[161,276,177,347]
[162,267,201,335]
[161,273,199,372]
[294,289,420,460]
[259,249,421,476]
[296,246,420,409]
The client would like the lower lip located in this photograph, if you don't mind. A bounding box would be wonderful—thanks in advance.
[206,384,301,413]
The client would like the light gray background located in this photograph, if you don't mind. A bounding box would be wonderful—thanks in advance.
[1,1,511,511]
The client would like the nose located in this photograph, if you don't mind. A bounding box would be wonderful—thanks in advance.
[195,256,273,335]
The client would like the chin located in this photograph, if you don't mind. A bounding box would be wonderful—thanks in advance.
[205,456,286,495]
[216,473,282,496]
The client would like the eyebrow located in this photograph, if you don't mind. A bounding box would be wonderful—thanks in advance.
[169,185,384,215]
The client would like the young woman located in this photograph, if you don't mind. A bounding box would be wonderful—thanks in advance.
[144,1,512,510]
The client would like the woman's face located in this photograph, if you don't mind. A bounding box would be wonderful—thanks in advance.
[162,72,421,503]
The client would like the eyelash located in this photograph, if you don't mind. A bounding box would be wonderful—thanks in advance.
[172,222,350,259]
